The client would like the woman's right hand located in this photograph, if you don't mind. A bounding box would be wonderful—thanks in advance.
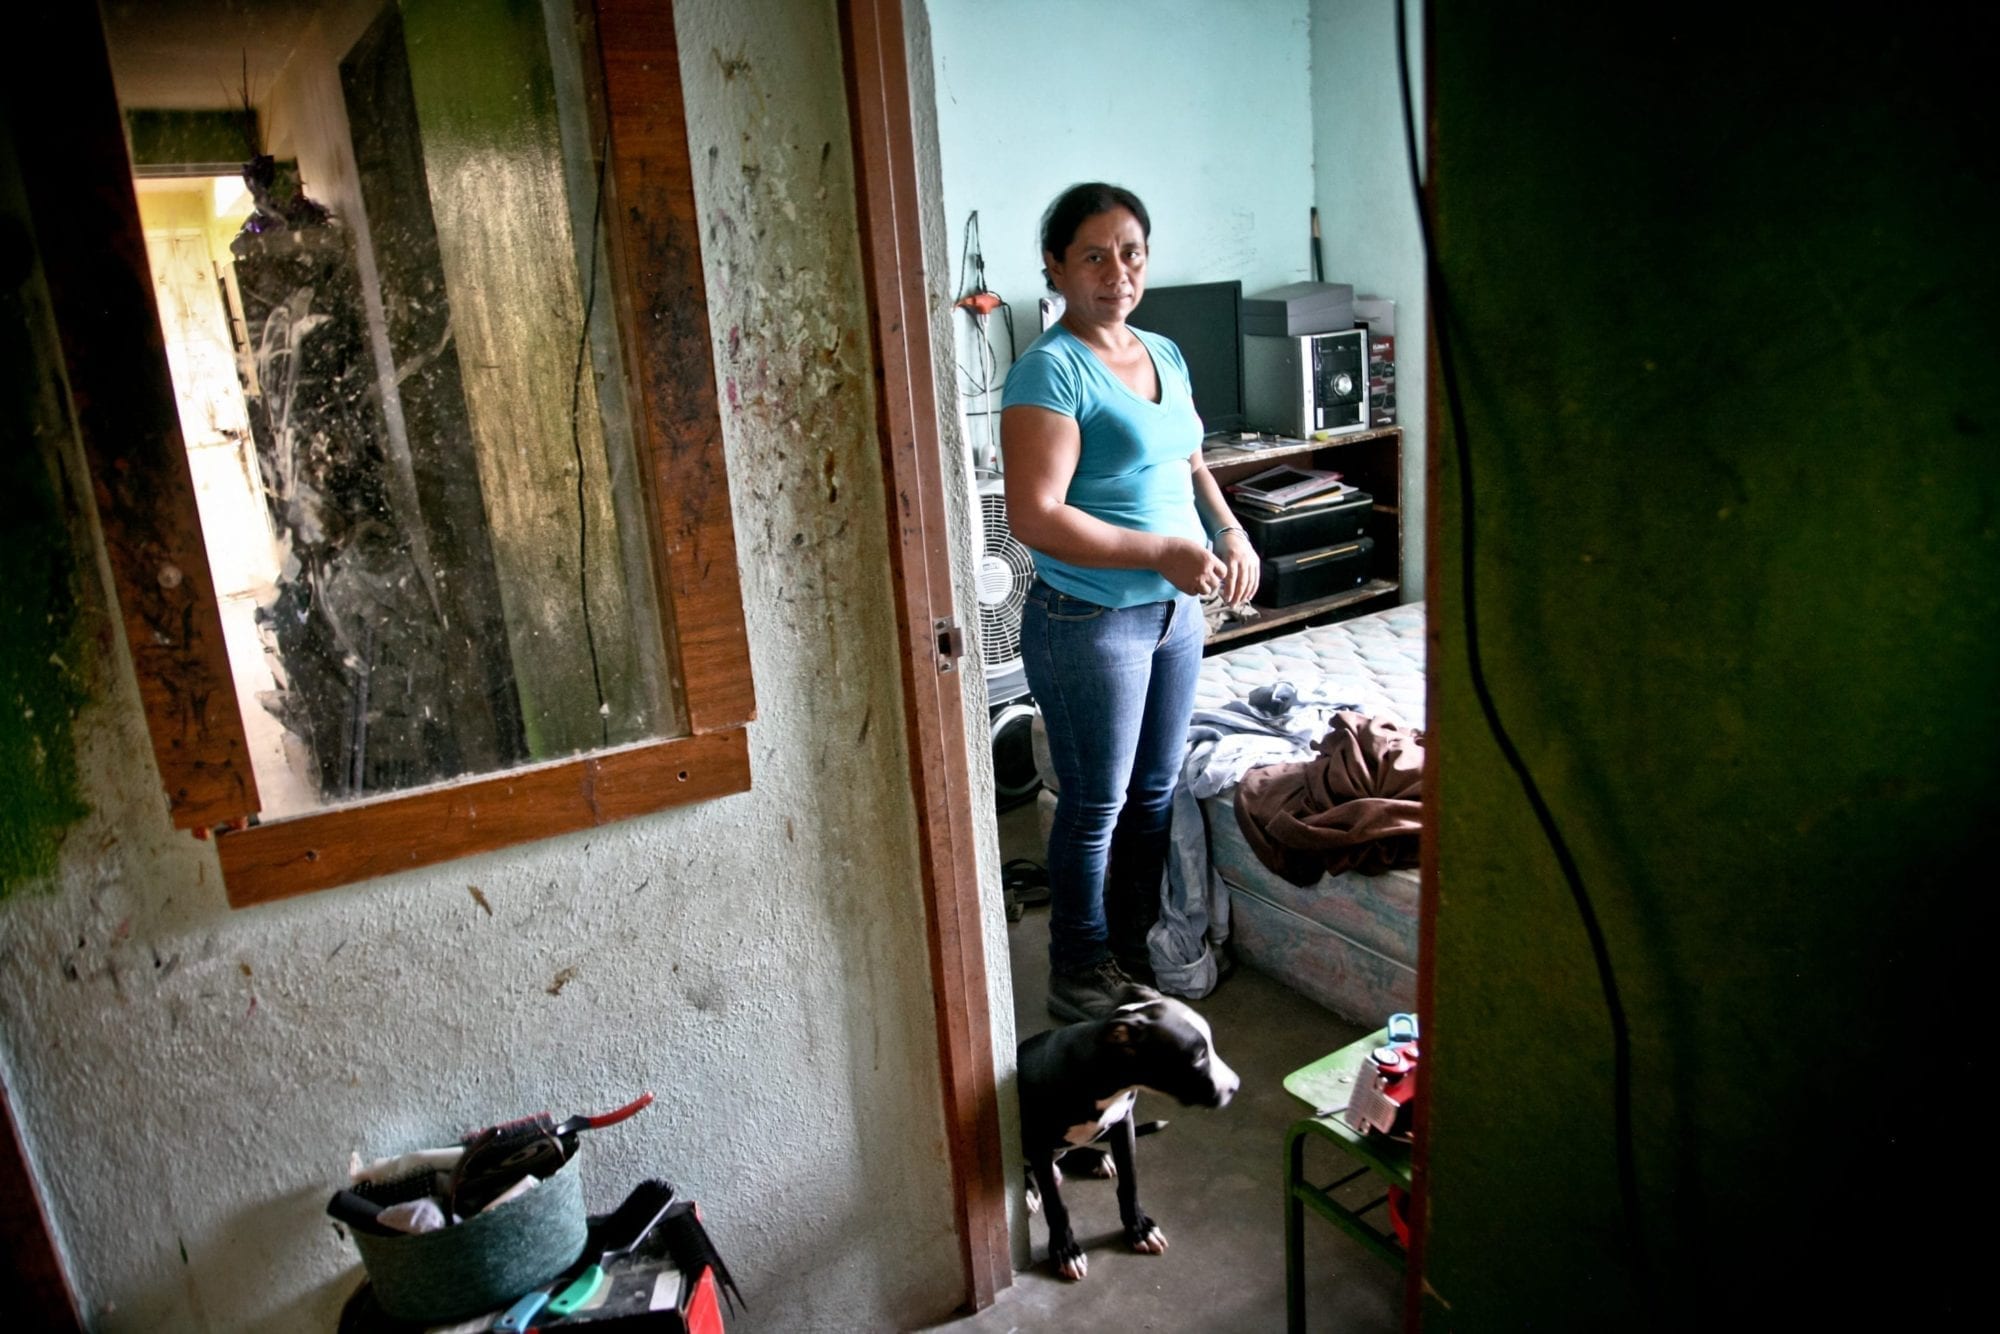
[1158,537,1228,599]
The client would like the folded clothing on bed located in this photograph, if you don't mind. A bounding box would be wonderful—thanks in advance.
[1234,711,1424,884]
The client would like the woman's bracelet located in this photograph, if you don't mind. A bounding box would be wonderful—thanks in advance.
[1210,524,1247,544]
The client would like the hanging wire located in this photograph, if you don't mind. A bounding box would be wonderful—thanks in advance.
[571,128,612,747]
[955,210,1013,469]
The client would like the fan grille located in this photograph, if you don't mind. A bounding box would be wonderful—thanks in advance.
[977,490,1034,674]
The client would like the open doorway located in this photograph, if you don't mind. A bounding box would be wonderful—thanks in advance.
[913,0,1429,1319]
[135,173,321,814]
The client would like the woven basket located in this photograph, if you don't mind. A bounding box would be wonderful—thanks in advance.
[351,1147,587,1323]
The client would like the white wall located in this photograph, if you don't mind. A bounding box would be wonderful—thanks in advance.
[0,1,997,1329]
[1311,0,1427,598]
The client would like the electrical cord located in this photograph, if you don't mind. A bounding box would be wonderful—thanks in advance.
[571,128,612,747]
[954,211,1018,468]
[1393,0,1648,1288]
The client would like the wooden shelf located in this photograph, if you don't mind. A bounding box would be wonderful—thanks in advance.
[1206,578,1399,649]
[1200,426,1403,653]
[1201,425,1401,471]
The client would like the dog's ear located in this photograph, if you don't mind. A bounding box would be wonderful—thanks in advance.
[1101,1020,1140,1053]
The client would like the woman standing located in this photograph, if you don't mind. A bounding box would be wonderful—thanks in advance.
[1001,182,1258,1020]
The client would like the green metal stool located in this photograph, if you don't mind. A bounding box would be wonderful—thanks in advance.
[1284,1030,1412,1333]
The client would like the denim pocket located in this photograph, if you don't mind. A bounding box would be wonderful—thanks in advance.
[1044,591,1106,623]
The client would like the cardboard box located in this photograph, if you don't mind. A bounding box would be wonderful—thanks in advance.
[1353,295,1396,339]
[1364,327,1397,426]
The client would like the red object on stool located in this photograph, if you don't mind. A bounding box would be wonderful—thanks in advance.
[686,1267,725,1334]
[1386,1186,1412,1248]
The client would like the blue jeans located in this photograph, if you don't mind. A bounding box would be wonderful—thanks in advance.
[1020,579,1205,975]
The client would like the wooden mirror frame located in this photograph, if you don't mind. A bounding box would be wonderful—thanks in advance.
[16,0,755,907]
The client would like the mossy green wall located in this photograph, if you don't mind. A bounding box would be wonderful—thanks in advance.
[0,127,92,897]
[1425,7,1996,1324]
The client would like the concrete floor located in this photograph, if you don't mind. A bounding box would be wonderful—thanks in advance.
[928,802,1404,1332]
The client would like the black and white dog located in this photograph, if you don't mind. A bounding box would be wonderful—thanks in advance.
[1017,987,1239,1280]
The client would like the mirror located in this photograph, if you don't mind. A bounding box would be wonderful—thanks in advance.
[103,0,676,818]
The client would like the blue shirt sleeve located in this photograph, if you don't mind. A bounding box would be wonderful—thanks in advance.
[1001,345,1082,417]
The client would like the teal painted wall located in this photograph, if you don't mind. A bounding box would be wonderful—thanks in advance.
[1310,0,1425,596]
[1424,5,1996,1325]
[926,2,1432,597]
[929,0,1314,302]
[926,0,1316,461]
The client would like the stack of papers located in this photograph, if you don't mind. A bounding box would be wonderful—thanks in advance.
[1225,464,1357,514]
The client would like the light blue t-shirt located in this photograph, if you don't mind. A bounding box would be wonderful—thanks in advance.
[1000,324,1207,607]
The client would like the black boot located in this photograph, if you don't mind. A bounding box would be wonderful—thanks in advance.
[1103,827,1164,984]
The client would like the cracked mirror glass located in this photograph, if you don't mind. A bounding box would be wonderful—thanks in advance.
[104,0,677,817]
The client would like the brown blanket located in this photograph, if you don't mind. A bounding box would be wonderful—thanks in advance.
[1234,711,1423,884]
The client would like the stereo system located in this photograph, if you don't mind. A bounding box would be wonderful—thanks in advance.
[1243,327,1370,438]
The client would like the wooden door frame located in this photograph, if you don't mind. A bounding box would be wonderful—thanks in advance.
[840,0,1011,1313]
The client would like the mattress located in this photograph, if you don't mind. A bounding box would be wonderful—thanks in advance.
[1193,600,1425,724]
[1198,601,1425,1022]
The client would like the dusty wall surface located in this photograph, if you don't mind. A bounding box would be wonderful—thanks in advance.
[0,1,992,1328]
[0,126,93,896]
[1420,5,1995,1325]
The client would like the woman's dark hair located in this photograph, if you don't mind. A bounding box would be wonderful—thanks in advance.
[1039,182,1150,287]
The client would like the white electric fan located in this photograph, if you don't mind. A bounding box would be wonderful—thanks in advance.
[973,471,1041,812]
[974,471,1034,703]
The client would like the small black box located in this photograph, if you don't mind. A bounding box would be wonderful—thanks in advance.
[1243,281,1354,338]
[1255,535,1375,609]
[1237,490,1373,558]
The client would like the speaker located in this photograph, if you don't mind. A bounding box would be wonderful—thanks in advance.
[990,700,1041,811]
[1244,327,1370,437]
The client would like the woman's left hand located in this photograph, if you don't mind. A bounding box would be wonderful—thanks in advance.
[1215,530,1260,607]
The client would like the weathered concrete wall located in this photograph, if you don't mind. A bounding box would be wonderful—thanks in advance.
[0,2,997,1328]
[0,127,93,896]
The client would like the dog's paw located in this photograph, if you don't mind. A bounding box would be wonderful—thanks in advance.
[1125,1213,1168,1255]
[1051,1237,1088,1281]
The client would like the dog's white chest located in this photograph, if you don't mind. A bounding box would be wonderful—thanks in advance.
[1063,1089,1136,1147]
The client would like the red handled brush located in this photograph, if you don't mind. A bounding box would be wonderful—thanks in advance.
[449,1091,654,1215]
